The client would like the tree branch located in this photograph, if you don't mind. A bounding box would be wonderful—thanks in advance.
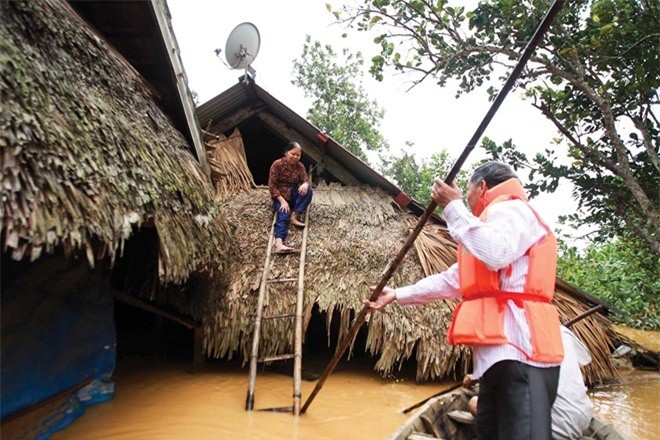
[627,114,660,173]
[617,201,660,255]
[592,33,660,64]
[533,102,617,172]
[595,92,660,236]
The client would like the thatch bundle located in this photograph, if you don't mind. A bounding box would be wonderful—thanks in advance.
[552,290,619,385]
[196,115,623,383]
[203,179,621,383]
[204,128,256,201]
[1,0,232,284]
[202,183,470,380]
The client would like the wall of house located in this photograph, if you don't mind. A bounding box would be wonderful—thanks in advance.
[1,250,116,426]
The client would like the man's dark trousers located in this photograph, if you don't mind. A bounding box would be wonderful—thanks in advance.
[476,360,560,439]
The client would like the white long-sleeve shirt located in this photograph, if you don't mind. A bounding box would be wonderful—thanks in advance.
[395,198,561,378]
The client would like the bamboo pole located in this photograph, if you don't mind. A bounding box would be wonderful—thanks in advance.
[564,304,604,328]
[113,292,198,329]
[300,0,566,414]
[293,204,311,415]
[246,213,278,411]
[401,381,466,414]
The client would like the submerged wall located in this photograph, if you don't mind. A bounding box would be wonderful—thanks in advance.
[1,250,115,434]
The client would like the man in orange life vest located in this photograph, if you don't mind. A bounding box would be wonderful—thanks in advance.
[366,161,564,440]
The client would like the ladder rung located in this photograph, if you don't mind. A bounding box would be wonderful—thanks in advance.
[262,313,296,320]
[267,278,298,283]
[273,250,300,255]
[257,354,295,363]
[257,405,293,413]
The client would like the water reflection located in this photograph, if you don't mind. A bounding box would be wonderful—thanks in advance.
[589,371,660,440]
[44,357,658,440]
[613,325,660,352]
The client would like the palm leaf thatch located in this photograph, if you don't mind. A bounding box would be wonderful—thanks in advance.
[203,182,621,382]
[1,0,232,284]
[199,124,623,383]
[202,183,469,380]
[204,128,256,201]
[552,290,619,385]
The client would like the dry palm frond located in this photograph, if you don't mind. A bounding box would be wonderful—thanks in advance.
[553,290,619,385]
[405,217,457,276]
[200,183,622,383]
[1,0,232,285]
[205,128,256,201]
[202,183,471,381]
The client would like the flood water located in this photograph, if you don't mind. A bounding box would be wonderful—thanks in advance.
[50,327,658,440]
[52,356,443,439]
[613,325,660,352]
[589,370,659,440]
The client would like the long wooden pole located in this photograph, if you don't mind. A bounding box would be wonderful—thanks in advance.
[563,304,604,328]
[401,381,467,415]
[300,0,565,414]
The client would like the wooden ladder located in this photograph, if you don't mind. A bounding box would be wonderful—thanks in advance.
[245,208,310,415]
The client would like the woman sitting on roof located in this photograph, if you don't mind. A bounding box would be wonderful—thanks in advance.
[268,141,313,253]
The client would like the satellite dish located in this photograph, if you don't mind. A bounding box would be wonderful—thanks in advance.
[224,22,260,70]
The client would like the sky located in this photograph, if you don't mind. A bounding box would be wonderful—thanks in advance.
[167,0,580,237]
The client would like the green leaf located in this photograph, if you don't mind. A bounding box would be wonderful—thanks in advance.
[370,16,382,25]
[328,0,660,259]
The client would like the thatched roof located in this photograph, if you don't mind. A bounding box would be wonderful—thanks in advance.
[204,129,257,201]
[1,0,231,284]
[203,183,470,381]
[198,131,621,384]
[203,186,620,383]
[552,290,619,384]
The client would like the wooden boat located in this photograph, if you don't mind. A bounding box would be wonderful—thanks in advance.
[390,388,627,440]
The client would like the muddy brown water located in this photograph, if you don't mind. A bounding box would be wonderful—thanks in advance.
[613,325,660,352]
[50,328,658,440]
[51,356,442,439]
[589,370,659,440]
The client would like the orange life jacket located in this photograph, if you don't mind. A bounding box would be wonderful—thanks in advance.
[447,178,564,363]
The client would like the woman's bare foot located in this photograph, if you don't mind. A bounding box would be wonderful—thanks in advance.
[290,212,306,227]
[274,238,296,253]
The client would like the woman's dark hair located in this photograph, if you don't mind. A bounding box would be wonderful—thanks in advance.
[469,161,519,188]
[284,141,300,154]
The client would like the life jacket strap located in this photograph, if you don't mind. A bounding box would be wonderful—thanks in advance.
[464,291,551,308]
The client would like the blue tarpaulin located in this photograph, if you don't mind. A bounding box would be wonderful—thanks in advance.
[1,260,116,437]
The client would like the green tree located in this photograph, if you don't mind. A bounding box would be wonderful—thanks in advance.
[381,143,423,198]
[333,0,659,256]
[291,35,389,161]
[558,238,659,330]
[382,144,471,205]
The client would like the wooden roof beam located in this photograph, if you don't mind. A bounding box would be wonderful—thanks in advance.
[209,104,267,134]
[150,0,209,174]
[256,111,359,186]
